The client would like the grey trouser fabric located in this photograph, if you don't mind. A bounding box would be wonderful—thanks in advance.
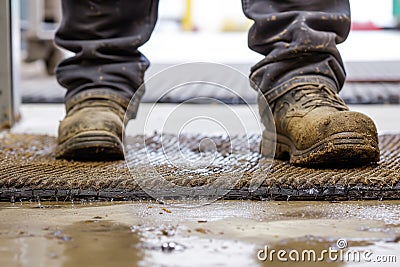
[55,0,159,105]
[55,0,350,105]
[242,0,350,103]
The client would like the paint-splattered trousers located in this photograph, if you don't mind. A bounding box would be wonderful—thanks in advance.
[55,0,350,108]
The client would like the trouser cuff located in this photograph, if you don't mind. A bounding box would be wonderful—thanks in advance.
[65,88,144,119]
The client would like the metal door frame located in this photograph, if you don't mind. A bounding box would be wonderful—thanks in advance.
[0,0,20,129]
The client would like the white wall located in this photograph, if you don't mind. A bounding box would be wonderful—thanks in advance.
[350,0,394,26]
[157,0,396,32]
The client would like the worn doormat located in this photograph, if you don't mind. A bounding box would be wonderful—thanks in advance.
[0,133,399,202]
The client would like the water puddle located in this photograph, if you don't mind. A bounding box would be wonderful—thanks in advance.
[60,220,143,267]
[0,201,399,266]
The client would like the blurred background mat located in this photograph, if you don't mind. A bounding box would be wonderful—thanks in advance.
[20,61,400,105]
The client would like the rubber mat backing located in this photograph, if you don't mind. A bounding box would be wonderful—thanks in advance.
[0,134,399,201]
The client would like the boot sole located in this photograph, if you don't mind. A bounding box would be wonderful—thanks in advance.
[261,131,380,167]
[55,131,124,161]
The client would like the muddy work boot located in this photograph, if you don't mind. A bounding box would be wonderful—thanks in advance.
[260,84,380,167]
[55,96,128,161]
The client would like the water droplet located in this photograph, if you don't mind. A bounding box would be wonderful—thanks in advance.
[53,230,62,236]
[161,241,185,252]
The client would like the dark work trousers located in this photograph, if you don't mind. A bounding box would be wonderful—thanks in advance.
[55,0,350,110]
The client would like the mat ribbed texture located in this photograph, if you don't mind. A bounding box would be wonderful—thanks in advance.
[0,134,399,201]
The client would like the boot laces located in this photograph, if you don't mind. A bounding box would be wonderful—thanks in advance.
[68,99,126,120]
[292,84,348,110]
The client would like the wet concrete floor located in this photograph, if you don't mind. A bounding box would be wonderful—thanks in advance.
[0,200,399,267]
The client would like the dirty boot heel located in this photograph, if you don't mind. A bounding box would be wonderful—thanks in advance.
[260,130,290,160]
